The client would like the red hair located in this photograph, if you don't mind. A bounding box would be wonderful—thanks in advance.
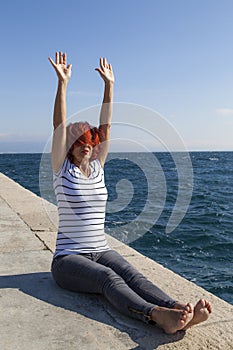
[66,122,104,163]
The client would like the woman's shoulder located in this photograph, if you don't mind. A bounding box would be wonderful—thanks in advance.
[90,158,105,176]
[91,158,104,170]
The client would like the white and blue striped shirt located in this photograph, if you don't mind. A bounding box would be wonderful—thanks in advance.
[53,158,110,258]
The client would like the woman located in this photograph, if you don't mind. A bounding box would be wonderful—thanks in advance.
[49,51,212,334]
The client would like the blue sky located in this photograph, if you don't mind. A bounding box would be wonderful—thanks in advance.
[1,0,233,152]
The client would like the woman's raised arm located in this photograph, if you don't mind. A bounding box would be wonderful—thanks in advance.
[95,58,114,167]
[48,51,72,173]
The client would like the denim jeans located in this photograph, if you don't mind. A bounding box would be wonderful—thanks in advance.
[51,250,176,324]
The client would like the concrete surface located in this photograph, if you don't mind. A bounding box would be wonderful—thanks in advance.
[0,171,233,350]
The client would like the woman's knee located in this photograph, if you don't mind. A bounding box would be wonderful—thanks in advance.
[100,267,125,294]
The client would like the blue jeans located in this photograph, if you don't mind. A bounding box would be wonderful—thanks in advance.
[51,250,176,324]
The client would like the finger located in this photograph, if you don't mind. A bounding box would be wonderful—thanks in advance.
[48,57,56,68]
[109,63,113,71]
[100,57,104,70]
[103,57,107,67]
[95,68,104,77]
[67,64,72,71]
[55,51,59,64]
[63,52,67,66]
[95,68,102,74]
[59,51,63,64]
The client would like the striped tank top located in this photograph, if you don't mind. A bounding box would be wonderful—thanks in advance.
[53,158,110,258]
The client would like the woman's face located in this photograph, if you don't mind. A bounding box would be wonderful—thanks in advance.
[72,143,93,163]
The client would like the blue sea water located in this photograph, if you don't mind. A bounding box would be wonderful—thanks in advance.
[0,152,232,305]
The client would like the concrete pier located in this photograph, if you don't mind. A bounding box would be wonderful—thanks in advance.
[0,171,233,350]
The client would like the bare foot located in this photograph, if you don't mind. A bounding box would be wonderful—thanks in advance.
[173,299,212,330]
[151,303,194,334]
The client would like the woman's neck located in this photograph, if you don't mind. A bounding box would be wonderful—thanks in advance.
[73,158,90,177]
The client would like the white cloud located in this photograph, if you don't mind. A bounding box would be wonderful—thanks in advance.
[215,108,233,117]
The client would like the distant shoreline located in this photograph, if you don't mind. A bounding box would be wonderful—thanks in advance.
[1,150,233,155]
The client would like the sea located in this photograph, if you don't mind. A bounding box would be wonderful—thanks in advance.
[0,151,232,305]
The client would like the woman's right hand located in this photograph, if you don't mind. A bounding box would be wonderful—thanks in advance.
[48,51,72,83]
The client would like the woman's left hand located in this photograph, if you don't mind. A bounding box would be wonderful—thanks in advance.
[95,58,114,84]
